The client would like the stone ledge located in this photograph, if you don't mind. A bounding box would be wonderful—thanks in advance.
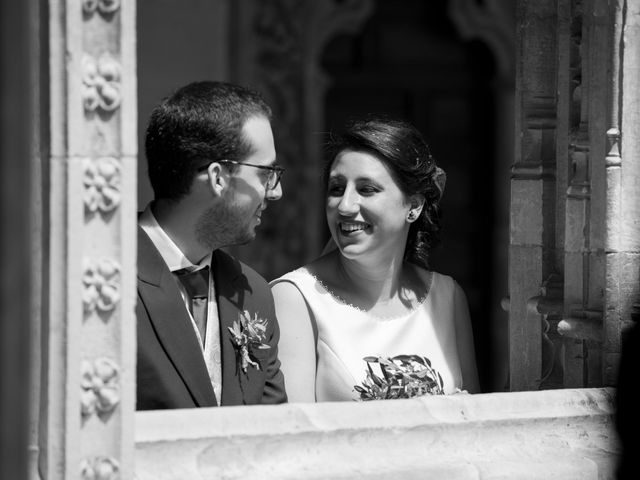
[135,388,619,480]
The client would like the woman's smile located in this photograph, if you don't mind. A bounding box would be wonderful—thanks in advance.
[339,221,371,235]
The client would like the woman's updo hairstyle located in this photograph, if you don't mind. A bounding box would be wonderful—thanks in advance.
[326,116,446,269]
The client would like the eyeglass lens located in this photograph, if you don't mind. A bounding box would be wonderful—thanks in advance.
[267,170,282,190]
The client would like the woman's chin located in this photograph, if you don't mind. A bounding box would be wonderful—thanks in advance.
[336,241,367,259]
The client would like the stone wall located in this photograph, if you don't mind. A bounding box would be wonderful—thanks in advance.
[510,0,640,390]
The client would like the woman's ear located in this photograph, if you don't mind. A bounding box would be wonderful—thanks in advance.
[206,162,227,197]
[407,194,425,223]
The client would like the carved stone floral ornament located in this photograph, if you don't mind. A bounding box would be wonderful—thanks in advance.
[81,357,120,419]
[83,258,120,314]
[82,53,122,113]
[82,0,121,16]
[84,157,121,214]
[80,456,120,480]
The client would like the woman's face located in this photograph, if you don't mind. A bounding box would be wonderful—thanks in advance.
[326,149,412,260]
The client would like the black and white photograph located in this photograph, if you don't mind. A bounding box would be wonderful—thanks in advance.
[1,1,636,479]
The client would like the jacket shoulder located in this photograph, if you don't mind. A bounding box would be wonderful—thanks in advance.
[214,249,270,294]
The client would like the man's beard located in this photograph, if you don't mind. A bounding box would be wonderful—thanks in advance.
[195,201,256,251]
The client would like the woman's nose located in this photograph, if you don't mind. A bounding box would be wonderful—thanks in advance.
[337,189,359,215]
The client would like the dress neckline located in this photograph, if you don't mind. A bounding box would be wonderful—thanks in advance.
[301,268,435,321]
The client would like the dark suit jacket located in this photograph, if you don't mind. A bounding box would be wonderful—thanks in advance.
[136,226,287,410]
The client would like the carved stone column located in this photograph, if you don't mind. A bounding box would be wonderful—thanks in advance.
[512,0,635,391]
[604,0,640,387]
[40,1,137,478]
[510,0,559,391]
[556,0,611,389]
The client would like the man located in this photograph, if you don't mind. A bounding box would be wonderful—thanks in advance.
[136,81,287,409]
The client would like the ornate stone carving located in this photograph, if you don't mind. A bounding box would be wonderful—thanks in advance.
[81,358,120,419]
[84,157,121,214]
[83,0,121,16]
[82,54,122,113]
[83,258,120,314]
[80,456,120,480]
[605,128,621,168]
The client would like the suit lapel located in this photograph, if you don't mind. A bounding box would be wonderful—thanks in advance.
[213,250,249,406]
[137,227,217,407]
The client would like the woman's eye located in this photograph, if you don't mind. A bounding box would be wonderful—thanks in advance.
[327,184,344,196]
[358,185,378,195]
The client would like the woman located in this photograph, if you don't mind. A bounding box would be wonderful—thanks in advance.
[271,117,479,402]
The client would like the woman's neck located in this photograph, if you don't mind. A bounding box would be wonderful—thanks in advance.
[334,249,405,304]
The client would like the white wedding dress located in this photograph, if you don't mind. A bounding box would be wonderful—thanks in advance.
[271,268,464,401]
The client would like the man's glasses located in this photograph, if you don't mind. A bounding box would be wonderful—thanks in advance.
[198,159,285,190]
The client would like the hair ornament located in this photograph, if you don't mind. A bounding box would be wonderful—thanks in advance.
[434,166,446,196]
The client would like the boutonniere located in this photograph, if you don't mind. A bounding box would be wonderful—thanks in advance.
[227,310,271,373]
[354,354,445,400]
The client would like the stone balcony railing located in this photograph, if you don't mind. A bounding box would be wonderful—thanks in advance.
[136,387,619,480]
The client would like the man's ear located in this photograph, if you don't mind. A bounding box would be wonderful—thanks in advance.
[205,162,228,197]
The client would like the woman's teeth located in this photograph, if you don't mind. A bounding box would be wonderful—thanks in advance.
[340,222,368,233]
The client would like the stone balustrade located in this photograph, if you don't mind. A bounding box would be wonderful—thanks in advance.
[136,387,619,480]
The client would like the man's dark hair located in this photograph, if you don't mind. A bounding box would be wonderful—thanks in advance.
[145,81,272,201]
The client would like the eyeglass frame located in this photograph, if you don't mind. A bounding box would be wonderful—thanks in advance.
[197,159,285,190]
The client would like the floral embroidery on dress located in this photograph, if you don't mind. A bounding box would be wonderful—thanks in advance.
[355,354,445,400]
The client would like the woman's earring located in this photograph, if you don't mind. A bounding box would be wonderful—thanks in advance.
[407,211,417,221]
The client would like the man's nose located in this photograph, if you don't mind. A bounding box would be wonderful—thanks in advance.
[266,181,282,201]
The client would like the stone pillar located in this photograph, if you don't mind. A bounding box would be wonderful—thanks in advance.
[39,1,137,478]
[604,0,640,386]
[556,0,609,389]
[512,0,637,390]
[510,0,559,391]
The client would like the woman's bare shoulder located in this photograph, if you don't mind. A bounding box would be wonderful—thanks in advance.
[305,250,339,282]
